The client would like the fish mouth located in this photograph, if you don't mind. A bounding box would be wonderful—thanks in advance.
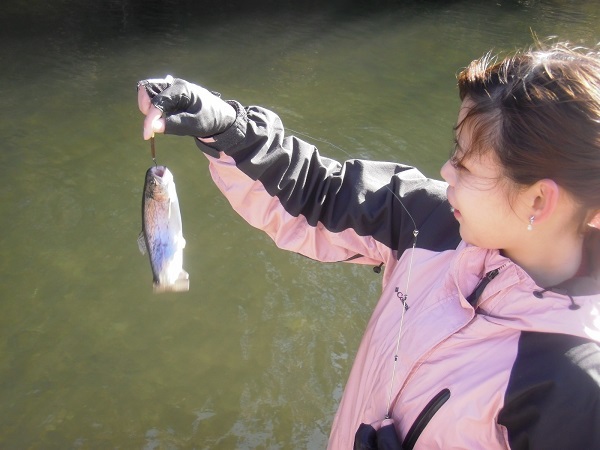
[152,166,166,178]
[147,165,174,189]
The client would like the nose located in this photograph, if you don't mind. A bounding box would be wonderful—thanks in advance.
[440,160,454,185]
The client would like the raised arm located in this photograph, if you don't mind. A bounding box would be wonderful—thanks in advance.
[137,77,458,265]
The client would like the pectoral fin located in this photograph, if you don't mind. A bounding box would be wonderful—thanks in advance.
[138,231,148,255]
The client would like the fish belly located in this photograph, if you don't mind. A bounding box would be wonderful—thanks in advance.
[143,194,189,293]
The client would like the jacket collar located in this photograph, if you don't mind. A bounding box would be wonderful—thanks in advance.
[454,229,600,299]
[451,237,600,343]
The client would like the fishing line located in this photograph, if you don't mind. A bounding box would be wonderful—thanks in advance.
[385,228,418,419]
[287,126,421,422]
[150,136,158,167]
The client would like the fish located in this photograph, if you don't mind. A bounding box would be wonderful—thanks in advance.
[138,165,189,293]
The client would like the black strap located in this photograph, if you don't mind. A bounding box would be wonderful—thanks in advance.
[402,389,451,450]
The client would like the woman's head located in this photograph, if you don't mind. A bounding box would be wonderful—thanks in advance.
[454,42,600,229]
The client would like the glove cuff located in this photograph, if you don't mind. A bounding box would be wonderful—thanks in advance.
[195,101,247,156]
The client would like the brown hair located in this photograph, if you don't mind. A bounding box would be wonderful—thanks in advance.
[456,42,600,219]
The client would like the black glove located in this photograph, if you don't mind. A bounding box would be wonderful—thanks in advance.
[137,76,237,138]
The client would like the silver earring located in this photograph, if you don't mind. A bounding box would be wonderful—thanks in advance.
[527,216,535,231]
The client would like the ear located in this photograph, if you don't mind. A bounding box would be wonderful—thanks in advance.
[526,179,560,224]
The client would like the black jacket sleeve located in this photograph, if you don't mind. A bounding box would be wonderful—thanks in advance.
[196,101,460,261]
[498,332,600,449]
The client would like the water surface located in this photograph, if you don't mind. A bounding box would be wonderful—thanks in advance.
[1,1,599,448]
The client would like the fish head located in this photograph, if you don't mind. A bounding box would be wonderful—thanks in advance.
[144,165,173,202]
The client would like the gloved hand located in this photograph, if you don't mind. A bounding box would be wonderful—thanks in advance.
[137,76,237,140]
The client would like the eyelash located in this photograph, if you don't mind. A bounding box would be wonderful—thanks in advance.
[450,140,469,171]
[449,155,466,171]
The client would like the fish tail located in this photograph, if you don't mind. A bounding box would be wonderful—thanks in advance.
[152,270,190,293]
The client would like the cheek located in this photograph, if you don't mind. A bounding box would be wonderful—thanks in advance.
[463,189,517,236]
[455,183,507,221]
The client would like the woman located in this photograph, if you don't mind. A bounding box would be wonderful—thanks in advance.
[138,42,600,449]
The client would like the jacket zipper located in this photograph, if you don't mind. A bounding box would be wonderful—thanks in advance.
[402,388,451,450]
[399,268,503,447]
[465,267,503,306]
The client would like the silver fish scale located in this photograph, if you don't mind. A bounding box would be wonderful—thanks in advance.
[139,166,189,293]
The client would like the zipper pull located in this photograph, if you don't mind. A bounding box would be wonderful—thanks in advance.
[486,268,500,281]
[466,267,502,307]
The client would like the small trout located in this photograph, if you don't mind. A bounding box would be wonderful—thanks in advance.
[138,166,189,293]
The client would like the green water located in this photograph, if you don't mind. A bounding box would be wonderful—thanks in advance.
[1,1,599,448]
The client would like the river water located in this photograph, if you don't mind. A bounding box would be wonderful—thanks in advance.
[1,0,599,448]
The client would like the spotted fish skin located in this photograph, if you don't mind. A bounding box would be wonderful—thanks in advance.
[138,165,189,293]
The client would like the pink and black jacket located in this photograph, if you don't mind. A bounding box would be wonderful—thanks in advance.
[197,101,600,449]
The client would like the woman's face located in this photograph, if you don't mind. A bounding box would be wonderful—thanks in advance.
[440,99,528,251]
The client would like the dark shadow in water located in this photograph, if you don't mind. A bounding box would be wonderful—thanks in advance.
[0,0,507,41]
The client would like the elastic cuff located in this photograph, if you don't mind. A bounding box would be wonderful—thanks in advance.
[195,100,247,156]
[194,136,219,158]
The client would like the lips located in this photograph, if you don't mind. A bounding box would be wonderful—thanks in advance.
[449,203,461,219]
[446,188,460,218]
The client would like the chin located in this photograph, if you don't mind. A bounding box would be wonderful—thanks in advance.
[458,227,470,243]
[458,228,479,247]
